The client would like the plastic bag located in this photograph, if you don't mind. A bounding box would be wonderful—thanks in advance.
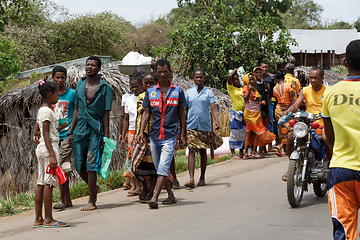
[121,51,152,65]
[46,164,68,185]
[99,137,118,180]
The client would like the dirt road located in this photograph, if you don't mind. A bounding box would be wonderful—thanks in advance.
[0,156,335,240]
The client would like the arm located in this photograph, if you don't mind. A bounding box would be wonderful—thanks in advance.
[289,90,295,105]
[136,108,150,143]
[118,106,125,142]
[43,121,57,168]
[227,68,237,86]
[103,110,110,138]
[178,107,187,147]
[243,85,252,102]
[323,118,334,160]
[121,113,129,149]
[210,102,219,130]
[67,105,78,146]
[33,122,40,143]
[283,89,305,115]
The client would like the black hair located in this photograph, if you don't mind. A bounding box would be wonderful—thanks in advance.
[38,77,59,99]
[346,40,360,71]
[260,61,268,66]
[52,66,67,77]
[275,69,285,79]
[310,66,324,77]
[155,59,171,71]
[141,72,158,83]
[129,74,143,85]
[86,56,102,68]
[192,68,206,77]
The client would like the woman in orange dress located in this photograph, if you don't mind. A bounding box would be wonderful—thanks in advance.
[242,73,276,159]
[273,70,294,157]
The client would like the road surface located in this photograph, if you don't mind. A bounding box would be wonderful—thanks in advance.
[0,156,336,240]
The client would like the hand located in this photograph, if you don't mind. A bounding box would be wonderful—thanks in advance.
[49,155,58,168]
[214,121,220,130]
[261,100,266,106]
[179,134,186,149]
[118,134,122,143]
[280,110,288,117]
[33,134,40,143]
[67,134,74,147]
[57,122,68,132]
[136,133,144,145]
[120,139,127,150]
[101,139,105,149]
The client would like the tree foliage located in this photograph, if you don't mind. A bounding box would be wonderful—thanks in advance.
[159,0,296,89]
[0,35,21,81]
[280,0,324,29]
[354,17,360,32]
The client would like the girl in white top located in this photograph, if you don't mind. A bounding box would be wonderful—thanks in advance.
[121,74,143,196]
[33,79,69,228]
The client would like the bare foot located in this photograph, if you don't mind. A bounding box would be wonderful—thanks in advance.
[33,219,44,227]
[80,203,97,211]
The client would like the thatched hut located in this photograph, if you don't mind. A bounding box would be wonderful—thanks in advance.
[0,60,232,197]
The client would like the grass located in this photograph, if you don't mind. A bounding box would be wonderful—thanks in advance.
[0,127,232,217]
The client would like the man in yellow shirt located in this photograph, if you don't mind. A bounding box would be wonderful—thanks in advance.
[284,63,301,100]
[323,40,360,240]
[282,66,330,180]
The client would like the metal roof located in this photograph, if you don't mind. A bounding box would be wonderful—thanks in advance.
[286,29,359,54]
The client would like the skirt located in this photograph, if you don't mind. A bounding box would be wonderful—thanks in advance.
[187,129,223,150]
[229,108,246,149]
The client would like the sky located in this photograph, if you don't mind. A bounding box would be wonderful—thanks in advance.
[52,0,360,25]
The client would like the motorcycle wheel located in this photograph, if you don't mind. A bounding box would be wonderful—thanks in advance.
[287,159,304,207]
[313,182,327,197]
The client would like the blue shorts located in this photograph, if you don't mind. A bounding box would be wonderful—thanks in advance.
[149,136,176,176]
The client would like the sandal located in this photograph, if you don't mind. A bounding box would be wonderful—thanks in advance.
[148,199,158,209]
[127,191,140,197]
[65,202,73,208]
[53,201,66,210]
[252,154,263,159]
[184,181,195,188]
[162,197,177,205]
[243,155,253,160]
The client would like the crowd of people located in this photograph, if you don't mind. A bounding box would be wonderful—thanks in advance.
[32,39,360,240]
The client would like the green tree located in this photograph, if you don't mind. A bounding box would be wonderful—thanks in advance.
[354,17,360,32]
[326,20,353,29]
[0,35,21,81]
[280,0,324,29]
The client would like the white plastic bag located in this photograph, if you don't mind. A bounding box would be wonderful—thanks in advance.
[121,51,152,65]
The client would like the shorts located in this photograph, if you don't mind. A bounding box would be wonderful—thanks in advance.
[72,131,102,173]
[328,168,360,240]
[59,139,73,173]
[150,136,176,177]
[36,142,60,187]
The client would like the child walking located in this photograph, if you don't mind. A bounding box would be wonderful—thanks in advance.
[34,79,69,228]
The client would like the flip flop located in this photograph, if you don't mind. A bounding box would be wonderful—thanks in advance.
[162,197,177,205]
[172,182,180,189]
[275,152,284,157]
[243,155,253,160]
[65,202,73,208]
[184,181,195,188]
[127,191,140,197]
[197,181,206,186]
[53,201,65,210]
[142,197,151,203]
[43,221,69,228]
[32,224,43,228]
[148,199,158,209]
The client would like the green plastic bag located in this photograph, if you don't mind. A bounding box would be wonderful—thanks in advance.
[99,137,117,180]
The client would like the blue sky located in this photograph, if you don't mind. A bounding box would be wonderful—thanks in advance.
[53,0,360,25]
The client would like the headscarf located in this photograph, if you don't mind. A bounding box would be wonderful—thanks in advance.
[242,72,261,101]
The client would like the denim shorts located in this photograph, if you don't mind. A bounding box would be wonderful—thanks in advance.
[150,136,177,176]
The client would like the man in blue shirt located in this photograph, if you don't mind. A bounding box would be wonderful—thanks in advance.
[138,59,186,209]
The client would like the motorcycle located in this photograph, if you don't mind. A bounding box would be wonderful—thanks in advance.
[279,111,329,207]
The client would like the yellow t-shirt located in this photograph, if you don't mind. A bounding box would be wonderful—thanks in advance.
[322,79,360,171]
[303,85,327,126]
[285,73,301,100]
[136,92,152,135]
[227,83,245,112]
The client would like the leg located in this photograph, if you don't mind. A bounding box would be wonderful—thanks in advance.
[144,175,157,201]
[63,178,72,206]
[43,184,68,227]
[34,185,44,226]
[185,147,196,187]
[80,171,97,211]
[170,156,179,188]
[230,149,236,157]
[198,149,207,186]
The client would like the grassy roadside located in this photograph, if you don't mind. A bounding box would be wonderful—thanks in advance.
[0,150,231,217]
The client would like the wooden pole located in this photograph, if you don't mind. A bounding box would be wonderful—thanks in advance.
[314,50,317,66]
[332,50,335,67]
[300,50,303,66]
[321,50,323,67]
[210,111,214,159]
[328,50,331,68]
[304,50,307,67]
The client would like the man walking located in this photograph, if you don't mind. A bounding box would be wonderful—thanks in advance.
[137,59,186,209]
